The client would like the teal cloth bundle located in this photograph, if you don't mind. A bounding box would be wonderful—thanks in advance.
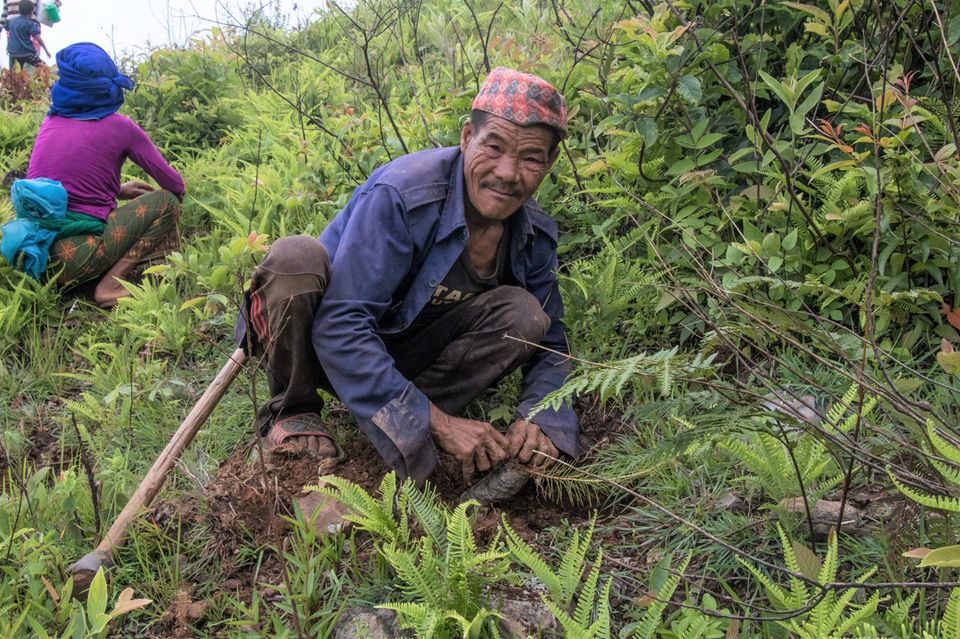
[0,178,104,279]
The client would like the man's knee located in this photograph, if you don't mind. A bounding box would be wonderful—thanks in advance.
[258,235,330,283]
[497,286,550,344]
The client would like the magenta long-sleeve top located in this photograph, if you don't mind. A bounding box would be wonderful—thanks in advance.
[27,114,185,221]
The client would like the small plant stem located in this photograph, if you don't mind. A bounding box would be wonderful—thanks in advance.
[71,414,102,537]
[282,538,306,639]
[776,425,817,548]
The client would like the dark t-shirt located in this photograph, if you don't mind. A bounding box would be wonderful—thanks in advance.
[6,15,39,57]
[407,227,511,331]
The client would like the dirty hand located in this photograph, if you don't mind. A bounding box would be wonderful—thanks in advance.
[507,419,558,470]
[118,180,155,199]
[429,403,510,482]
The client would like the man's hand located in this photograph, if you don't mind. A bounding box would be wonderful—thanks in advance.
[429,403,510,483]
[507,419,558,470]
[118,180,155,200]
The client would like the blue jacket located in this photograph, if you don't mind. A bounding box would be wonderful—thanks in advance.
[5,15,39,57]
[313,147,578,484]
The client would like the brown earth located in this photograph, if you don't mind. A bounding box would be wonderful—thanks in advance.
[146,401,609,636]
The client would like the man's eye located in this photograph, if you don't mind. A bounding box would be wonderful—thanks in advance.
[486,143,501,152]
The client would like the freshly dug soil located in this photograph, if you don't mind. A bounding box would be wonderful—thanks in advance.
[145,403,605,636]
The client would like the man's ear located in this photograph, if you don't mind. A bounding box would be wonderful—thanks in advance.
[460,121,474,153]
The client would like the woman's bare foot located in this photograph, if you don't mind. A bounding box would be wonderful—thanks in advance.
[93,258,138,308]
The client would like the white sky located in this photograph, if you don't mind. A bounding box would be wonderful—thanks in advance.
[7,0,325,65]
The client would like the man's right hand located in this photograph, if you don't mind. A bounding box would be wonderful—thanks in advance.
[429,403,509,483]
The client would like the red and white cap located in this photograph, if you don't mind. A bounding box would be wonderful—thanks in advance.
[471,67,568,138]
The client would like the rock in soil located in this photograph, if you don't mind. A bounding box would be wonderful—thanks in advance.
[779,497,862,539]
[496,596,556,636]
[334,607,398,639]
[459,465,530,504]
[715,491,747,513]
[294,478,352,534]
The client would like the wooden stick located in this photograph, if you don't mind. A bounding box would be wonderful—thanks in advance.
[69,348,246,577]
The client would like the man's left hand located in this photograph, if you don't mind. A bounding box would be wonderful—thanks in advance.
[507,419,558,470]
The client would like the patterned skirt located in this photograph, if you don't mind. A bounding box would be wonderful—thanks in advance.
[49,189,181,286]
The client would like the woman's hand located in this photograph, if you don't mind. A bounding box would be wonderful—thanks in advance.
[118,180,155,200]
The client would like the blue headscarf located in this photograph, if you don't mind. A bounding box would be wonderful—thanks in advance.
[48,43,135,120]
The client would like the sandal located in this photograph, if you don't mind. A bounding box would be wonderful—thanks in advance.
[265,413,347,462]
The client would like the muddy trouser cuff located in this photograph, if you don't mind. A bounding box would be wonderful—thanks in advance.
[241,235,331,435]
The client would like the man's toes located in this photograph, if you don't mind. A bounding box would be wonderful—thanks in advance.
[306,435,319,453]
[317,438,338,458]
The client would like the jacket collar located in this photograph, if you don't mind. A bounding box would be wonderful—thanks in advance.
[437,150,536,242]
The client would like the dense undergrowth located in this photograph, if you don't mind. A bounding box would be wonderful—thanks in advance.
[3,0,960,636]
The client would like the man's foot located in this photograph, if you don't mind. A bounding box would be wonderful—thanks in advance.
[266,413,345,460]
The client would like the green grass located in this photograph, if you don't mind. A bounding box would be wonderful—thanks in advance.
[3,0,960,636]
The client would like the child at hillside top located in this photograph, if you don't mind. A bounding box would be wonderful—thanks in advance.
[5,0,48,71]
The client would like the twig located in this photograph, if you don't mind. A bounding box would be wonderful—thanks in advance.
[71,415,102,538]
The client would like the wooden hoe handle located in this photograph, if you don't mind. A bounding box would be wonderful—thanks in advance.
[69,348,247,576]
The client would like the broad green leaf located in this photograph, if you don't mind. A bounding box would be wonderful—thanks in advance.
[792,540,822,581]
[694,132,725,149]
[937,351,960,375]
[637,115,658,146]
[666,158,696,176]
[949,14,960,46]
[180,297,207,311]
[677,76,702,105]
[790,81,824,134]
[758,70,793,108]
[918,545,960,568]
[762,232,781,255]
[87,568,108,626]
[782,229,799,250]
[783,1,831,23]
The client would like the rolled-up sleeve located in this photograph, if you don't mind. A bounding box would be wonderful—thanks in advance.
[516,241,580,458]
[313,185,437,483]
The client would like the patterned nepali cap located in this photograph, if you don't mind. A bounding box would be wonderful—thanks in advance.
[472,67,568,138]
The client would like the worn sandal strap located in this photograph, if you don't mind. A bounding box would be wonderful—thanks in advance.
[267,413,346,462]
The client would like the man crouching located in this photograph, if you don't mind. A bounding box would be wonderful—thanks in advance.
[237,67,579,492]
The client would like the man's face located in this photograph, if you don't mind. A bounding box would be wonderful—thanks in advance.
[460,116,558,222]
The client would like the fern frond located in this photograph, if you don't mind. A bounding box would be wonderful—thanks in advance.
[942,587,960,639]
[382,539,445,608]
[930,458,960,488]
[558,515,596,607]
[573,550,603,628]
[403,480,449,552]
[594,578,613,638]
[631,553,692,639]
[889,471,960,512]
[818,529,839,584]
[446,501,481,613]
[738,557,796,610]
[310,475,399,542]
[378,601,441,636]
[822,383,859,431]
[776,524,809,601]
[502,515,565,604]
[542,596,583,638]
[928,420,960,470]
[832,590,881,637]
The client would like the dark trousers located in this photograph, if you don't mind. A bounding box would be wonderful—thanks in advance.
[243,235,550,435]
[8,54,42,71]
